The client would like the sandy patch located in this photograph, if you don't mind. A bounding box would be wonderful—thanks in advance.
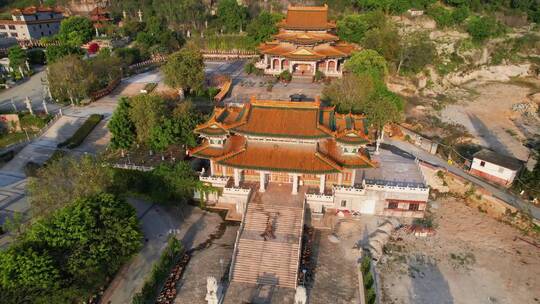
[441,82,537,160]
[378,198,540,304]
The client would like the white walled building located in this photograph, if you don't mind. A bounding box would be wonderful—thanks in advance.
[0,6,64,41]
[470,149,523,187]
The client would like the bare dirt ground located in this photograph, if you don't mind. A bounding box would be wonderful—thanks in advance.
[378,198,540,304]
[441,81,539,161]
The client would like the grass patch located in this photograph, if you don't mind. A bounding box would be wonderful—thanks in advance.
[0,131,35,148]
[132,236,183,304]
[57,114,103,149]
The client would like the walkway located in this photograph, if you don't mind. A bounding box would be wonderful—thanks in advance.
[230,184,305,289]
[384,138,540,220]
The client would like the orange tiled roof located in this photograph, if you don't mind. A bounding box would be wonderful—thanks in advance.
[259,41,356,60]
[191,98,376,173]
[12,6,63,15]
[319,139,376,169]
[274,31,339,45]
[194,106,249,136]
[279,5,335,30]
[232,100,331,139]
[219,141,339,174]
[190,135,246,160]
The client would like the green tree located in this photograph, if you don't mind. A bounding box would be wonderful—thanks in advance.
[149,117,182,152]
[397,32,436,73]
[337,11,387,44]
[109,97,136,152]
[129,94,168,144]
[58,16,94,47]
[364,83,404,130]
[217,0,249,33]
[246,12,282,44]
[161,46,205,96]
[467,16,503,43]
[7,46,26,72]
[0,246,60,291]
[0,193,142,303]
[322,74,376,114]
[152,162,214,203]
[362,23,401,66]
[28,155,114,218]
[427,4,454,27]
[345,50,388,79]
[2,212,24,235]
[47,54,90,103]
[451,5,469,24]
[45,44,82,63]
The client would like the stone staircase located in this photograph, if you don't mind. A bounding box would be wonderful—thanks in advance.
[230,191,305,289]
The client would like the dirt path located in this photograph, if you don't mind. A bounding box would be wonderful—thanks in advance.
[379,198,540,304]
[441,82,536,161]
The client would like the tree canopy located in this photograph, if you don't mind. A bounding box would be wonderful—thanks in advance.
[217,0,249,33]
[129,94,168,144]
[246,12,282,44]
[7,46,26,71]
[323,74,404,130]
[345,49,389,79]
[109,97,136,151]
[58,16,94,47]
[47,51,122,104]
[0,193,141,303]
[161,46,205,94]
[28,155,115,218]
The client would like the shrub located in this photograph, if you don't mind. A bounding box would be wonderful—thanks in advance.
[279,70,292,82]
[244,62,255,74]
[0,150,14,163]
[57,114,103,149]
[24,161,41,177]
[314,70,325,81]
[143,83,158,93]
[27,49,46,65]
[132,236,183,304]
[428,5,454,28]
[467,16,504,43]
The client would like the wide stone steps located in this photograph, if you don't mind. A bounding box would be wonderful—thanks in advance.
[230,193,304,289]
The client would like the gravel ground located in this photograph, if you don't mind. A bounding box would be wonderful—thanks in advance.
[378,197,540,304]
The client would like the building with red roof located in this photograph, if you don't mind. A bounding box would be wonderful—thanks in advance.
[258,5,357,79]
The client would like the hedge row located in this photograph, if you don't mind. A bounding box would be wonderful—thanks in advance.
[361,254,376,304]
[58,114,103,149]
[132,236,183,304]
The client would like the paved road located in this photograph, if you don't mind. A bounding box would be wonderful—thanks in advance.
[0,68,60,114]
[385,138,540,220]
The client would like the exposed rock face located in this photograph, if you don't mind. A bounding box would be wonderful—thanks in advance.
[445,64,532,86]
[66,0,109,15]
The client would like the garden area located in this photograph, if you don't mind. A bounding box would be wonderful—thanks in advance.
[0,112,53,149]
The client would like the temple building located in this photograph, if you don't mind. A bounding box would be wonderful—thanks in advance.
[191,97,429,219]
[257,5,357,78]
[190,97,429,290]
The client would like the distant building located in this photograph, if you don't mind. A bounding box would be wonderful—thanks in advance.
[470,149,523,187]
[89,6,111,30]
[257,5,357,79]
[0,6,64,41]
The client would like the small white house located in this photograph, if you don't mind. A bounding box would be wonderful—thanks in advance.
[470,149,523,187]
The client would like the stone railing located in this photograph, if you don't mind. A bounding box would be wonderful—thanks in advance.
[111,163,154,172]
[200,175,229,184]
[364,182,429,193]
[333,184,365,194]
[305,192,333,202]
[223,186,251,195]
